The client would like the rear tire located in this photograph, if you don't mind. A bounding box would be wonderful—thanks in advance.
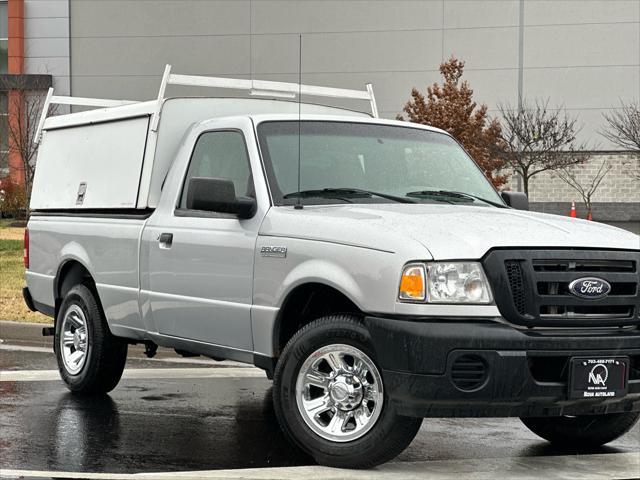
[55,284,128,395]
[521,412,640,447]
[273,314,422,468]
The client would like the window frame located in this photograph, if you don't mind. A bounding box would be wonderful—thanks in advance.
[174,128,255,219]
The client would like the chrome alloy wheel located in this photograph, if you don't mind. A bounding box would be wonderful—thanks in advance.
[60,304,89,375]
[295,344,384,442]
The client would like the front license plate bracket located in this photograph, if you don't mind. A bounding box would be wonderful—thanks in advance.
[568,357,629,400]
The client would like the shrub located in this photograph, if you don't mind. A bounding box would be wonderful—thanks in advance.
[0,180,28,219]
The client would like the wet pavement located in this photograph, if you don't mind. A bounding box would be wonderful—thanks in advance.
[1,341,639,479]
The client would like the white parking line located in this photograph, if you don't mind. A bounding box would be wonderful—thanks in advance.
[0,367,265,382]
[0,344,51,353]
[1,452,639,479]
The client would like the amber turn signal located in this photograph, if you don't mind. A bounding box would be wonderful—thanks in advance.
[398,264,426,301]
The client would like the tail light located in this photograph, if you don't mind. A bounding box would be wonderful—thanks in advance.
[24,228,29,269]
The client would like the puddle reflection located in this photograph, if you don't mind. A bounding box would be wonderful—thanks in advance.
[43,387,310,472]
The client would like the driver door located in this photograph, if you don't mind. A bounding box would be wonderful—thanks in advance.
[142,127,262,351]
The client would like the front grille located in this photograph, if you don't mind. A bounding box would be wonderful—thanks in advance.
[537,282,636,296]
[483,250,640,327]
[506,261,526,315]
[532,259,635,273]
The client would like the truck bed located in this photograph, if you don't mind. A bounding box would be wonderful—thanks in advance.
[25,214,148,336]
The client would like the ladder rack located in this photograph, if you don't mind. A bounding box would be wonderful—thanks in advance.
[34,64,379,144]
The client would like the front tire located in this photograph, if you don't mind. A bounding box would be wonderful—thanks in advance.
[521,412,640,447]
[55,284,128,395]
[273,315,422,468]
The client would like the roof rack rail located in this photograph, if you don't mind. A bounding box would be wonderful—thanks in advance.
[161,64,378,115]
[34,64,379,144]
[34,88,138,144]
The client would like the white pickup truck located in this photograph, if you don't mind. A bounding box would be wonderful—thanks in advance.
[25,66,640,468]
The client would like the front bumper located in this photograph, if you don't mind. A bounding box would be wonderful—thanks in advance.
[364,316,640,418]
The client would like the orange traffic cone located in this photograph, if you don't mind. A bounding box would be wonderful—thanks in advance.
[569,201,577,218]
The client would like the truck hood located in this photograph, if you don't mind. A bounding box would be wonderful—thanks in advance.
[260,204,639,259]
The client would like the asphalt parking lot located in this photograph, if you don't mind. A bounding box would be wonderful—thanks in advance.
[1,323,639,480]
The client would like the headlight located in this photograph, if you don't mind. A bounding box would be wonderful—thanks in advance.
[399,262,493,304]
[426,262,493,303]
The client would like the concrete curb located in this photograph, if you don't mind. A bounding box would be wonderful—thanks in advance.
[2,452,639,480]
[0,320,53,347]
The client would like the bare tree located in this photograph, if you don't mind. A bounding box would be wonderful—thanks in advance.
[601,100,640,180]
[0,76,56,203]
[556,160,612,220]
[499,99,588,196]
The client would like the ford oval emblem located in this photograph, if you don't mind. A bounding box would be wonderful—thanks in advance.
[568,277,611,300]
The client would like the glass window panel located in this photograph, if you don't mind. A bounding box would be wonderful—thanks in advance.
[0,2,7,39]
[257,121,502,206]
[179,131,253,209]
[0,40,7,74]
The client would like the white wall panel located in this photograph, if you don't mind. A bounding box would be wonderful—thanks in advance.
[24,0,70,95]
[62,0,640,148]
[523,66,640,109]
[71,0,248,37]
[524,23,639,68]
[24,0,68,18]
[444,0,518,28]
[525,0,640,26]
[252,1,442,33]
[445,27,519,69]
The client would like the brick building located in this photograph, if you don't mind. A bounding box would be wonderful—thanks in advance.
[507,153,640,232]
[0,0,52,184]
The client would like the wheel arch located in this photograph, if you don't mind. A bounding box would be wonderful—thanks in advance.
[53,258,100,321]
[273,281,364,357]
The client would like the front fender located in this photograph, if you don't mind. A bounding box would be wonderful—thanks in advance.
[254,236,404,314]
[278,258,364,311]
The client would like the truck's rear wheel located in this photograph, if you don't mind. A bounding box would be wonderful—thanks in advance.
[273,315,422,468]
[521,412,640,447]
[55,284,128,395]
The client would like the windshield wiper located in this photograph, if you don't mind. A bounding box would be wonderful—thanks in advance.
[406,190,506,208]
[284,188,415,204]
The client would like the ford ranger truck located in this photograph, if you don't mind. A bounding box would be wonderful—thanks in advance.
[24,67,640,469]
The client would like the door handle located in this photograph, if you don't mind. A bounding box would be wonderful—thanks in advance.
[158,232,173,249]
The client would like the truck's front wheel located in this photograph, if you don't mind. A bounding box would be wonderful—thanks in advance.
[273,315,422,468]
[55,284,128,395]
[521,412,640,447]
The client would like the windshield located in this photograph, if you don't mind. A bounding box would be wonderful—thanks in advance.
[257,121,504,207]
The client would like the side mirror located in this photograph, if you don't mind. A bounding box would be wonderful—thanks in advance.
[501,191,529,211]
[186,177,256,219]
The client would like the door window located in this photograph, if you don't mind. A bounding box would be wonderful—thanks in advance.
[179,130,253,209]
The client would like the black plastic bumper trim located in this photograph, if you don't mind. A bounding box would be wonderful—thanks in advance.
[364,315,640,418]
[22,287,36,312]
[23,287,55,318]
